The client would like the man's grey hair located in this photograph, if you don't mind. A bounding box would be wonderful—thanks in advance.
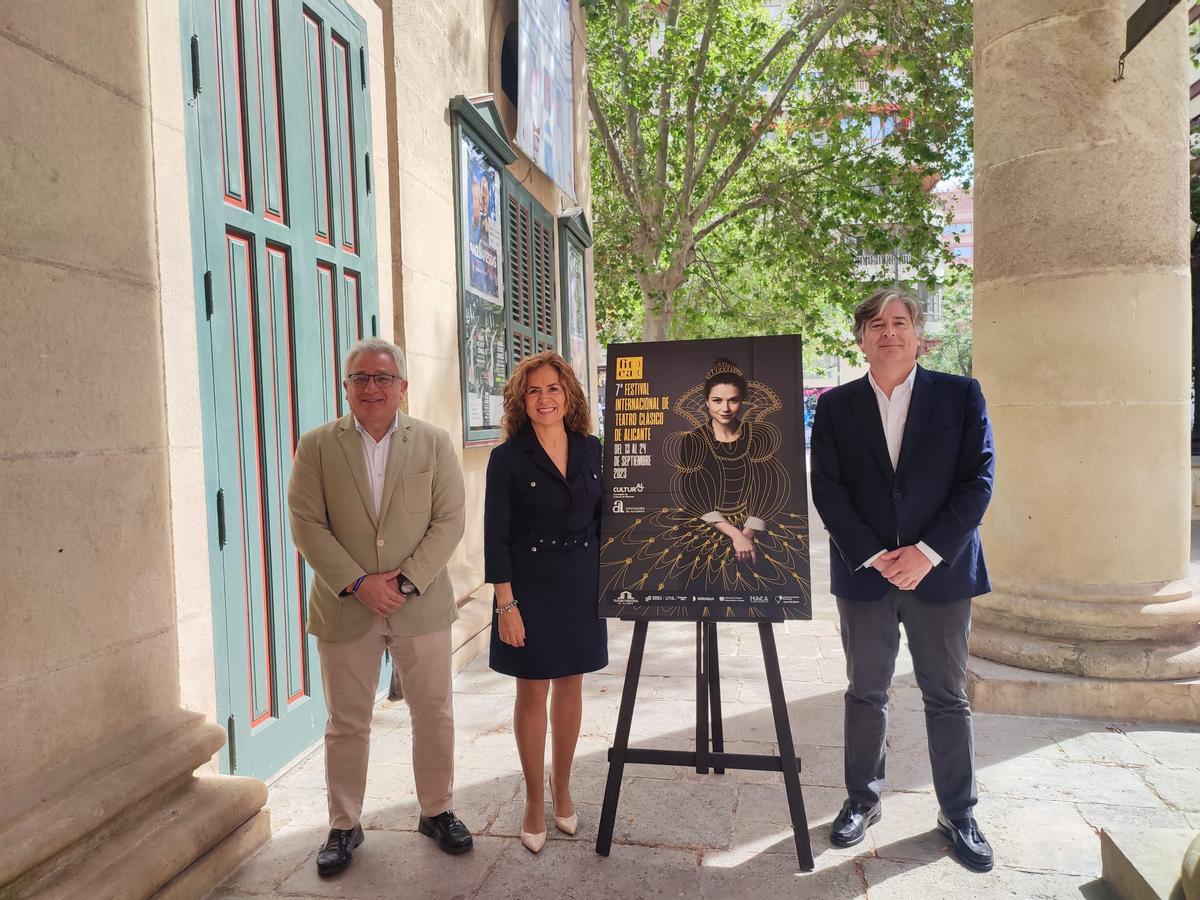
[852,288,925,344]
[343,337,407,380]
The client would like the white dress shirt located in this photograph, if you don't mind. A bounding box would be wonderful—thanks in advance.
[354,415,399,517]
[861,365,943,570]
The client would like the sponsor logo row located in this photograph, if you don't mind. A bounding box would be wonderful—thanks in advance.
[612,591,803,605]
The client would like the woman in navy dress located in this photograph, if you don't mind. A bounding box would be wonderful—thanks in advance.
[484,350,607,853]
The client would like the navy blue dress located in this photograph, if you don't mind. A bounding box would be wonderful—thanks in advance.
[485,425,608,679]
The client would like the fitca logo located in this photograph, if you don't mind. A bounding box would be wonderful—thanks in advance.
[615,356,643,380]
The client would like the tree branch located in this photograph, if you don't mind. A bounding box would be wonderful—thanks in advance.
[694,195,776,243]
[588,78,642,215]
[688,1,833,208]
[692,246,777,327]
[677,0,721,225]
[693,0,857,223]
[614,2,645,190]
[652,0,683,220]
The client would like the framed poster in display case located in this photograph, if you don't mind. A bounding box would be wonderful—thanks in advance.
[450,95,517,445]
[558,208,593,410]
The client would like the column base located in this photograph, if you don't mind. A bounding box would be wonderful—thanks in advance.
[966,655,1200,724]
[970,617,1200,681]
[0,710,268,897]
[1101,827,1198,900]
[1184,832,1200,900]
[154,809,272,899]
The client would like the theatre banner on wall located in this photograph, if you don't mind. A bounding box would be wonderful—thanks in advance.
[517,0,575,197]
[599,336,812,622]
[458,132,506,438]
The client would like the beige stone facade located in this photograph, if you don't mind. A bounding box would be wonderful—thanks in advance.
[0,0,592,893]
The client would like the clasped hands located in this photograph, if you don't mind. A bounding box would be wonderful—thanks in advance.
[732,526,758,565]
[871,545,933,591]
[349,566,409,615]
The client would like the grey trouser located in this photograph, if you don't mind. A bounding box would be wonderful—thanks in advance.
[837,589,977,818]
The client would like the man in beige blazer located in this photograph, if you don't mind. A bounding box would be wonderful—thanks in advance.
[288,337,471,877]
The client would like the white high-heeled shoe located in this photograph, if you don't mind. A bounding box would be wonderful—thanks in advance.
[520,798,547,853]
[549,773,578,836]
[520,828,547,853]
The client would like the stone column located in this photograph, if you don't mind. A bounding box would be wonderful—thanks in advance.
[971,1,1200,706]
[0,1,268,894]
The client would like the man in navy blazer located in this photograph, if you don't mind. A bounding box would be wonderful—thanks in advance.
[810,288,995,872]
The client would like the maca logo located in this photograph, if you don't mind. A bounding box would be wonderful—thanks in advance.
[750,595,769,603]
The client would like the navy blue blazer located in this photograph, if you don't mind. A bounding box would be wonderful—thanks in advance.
[809,365,994,603]
[483,425,603,585]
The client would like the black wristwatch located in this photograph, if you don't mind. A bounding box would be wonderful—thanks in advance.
[398,575,418,596]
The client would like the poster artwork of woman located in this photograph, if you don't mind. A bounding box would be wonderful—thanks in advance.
[667,358,790,576]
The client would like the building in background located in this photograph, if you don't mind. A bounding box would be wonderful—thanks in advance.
[938,185,974,267]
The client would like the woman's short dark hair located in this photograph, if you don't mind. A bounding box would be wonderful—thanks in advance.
[704,358,747,400]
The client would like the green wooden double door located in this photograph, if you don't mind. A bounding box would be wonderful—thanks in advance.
[181,0,380,777]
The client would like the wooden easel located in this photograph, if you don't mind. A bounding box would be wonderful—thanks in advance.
[594,619,814,871]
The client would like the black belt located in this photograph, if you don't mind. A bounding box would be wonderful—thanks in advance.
[521,526,595,553]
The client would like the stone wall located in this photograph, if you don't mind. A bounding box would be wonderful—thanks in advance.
[0,0,185,799]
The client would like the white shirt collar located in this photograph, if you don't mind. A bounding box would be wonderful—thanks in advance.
[353,415,399,442]
[867,363,917,401]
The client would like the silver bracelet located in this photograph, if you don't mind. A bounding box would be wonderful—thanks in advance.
[496,598,519,616]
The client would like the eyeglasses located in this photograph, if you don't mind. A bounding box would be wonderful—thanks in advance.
[346,373,402,388]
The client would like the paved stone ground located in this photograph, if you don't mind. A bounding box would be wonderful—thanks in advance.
[215,528,1200,900]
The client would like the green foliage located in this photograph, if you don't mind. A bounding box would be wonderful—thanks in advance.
[920,265,973,377]
[587,0,973,348]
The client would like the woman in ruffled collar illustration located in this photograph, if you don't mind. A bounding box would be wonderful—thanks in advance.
[601,355,809,618]
[669,358,788,574]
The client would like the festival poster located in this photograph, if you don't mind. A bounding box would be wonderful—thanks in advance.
[564,241,589,394]
[461,134,503,304]
[599,336,812,622]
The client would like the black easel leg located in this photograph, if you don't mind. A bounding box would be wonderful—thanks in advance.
[596,620,649,857]
[759,622,814,871]
[695,622,710,774]
[707,623,725,774]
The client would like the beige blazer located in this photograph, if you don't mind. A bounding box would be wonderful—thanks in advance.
[287,412,466,641]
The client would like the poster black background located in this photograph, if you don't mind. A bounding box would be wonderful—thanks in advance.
[598,335,812,622]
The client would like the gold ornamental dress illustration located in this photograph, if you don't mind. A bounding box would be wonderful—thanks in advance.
[601,362,810,619]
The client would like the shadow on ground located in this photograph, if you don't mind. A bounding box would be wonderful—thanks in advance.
[215,522,1200,899]
[215,622,1200,900]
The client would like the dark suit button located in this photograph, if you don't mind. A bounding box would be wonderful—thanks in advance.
[893,492,902,500]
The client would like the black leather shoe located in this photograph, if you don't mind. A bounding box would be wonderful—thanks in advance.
[937,811,994,872]
[830,800,881,847]
[316,824,364,877]
[418,810,474,854]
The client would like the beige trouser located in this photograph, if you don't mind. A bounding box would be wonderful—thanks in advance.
[317,619,455,829]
